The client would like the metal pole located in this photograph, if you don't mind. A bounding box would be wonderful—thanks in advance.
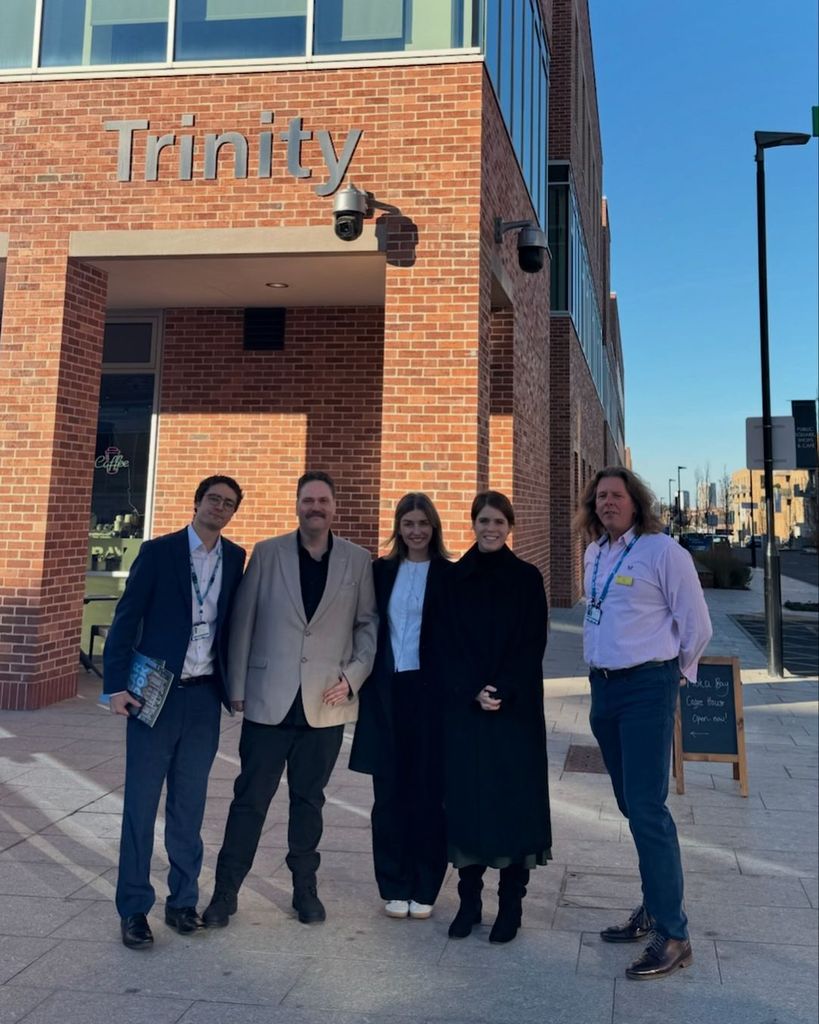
[749,471,757,569]
[754,142,784,676]
[677,465,685,538]
[668,478,674,532]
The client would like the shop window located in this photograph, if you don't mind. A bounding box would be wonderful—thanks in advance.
[1,0,36,69]
[314,0,475,55]
[175,0,307,61]
[40,0,168,67]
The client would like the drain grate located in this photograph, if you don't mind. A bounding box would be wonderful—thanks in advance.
[564,744,607,774]
[731,614,819,677]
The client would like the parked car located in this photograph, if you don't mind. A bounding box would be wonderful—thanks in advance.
[681,533,732,554]
[745,535,763,548]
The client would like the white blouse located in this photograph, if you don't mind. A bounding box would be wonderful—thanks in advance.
[387,559,431,672]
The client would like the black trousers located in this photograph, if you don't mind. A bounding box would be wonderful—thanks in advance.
[214,717,343,892]
[371,670,448,906]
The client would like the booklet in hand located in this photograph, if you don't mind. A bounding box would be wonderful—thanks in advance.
[128,651,174,727]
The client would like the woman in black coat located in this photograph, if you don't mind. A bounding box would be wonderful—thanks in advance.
[441,490,551,944]
[349,493,451,919]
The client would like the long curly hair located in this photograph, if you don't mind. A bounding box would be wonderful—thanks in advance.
[573,467,663,542]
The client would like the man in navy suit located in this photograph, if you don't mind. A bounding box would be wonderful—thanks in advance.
[103,475,246,949]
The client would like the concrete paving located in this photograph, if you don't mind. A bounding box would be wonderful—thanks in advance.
[0,569,816,1024]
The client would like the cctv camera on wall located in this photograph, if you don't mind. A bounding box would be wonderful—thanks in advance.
[333,184,371,241]
[494,217,548,274]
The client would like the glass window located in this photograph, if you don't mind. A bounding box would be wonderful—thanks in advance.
[1,0,36,69]
[497,0,513,128]
[314,0,468,55]
[175,0,307,61]
[102,322,155,365]
[521,1,533,189]
[89,372,154,568]
[483,0,500,85]
[40,0,168,67]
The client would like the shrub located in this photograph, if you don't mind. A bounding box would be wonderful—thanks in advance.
[694,548,752,590]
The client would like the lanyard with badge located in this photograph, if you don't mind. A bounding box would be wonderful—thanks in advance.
[586,535,638,625]
[190,546,222,641]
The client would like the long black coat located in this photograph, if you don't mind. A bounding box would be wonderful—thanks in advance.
[349,556,451,778]
[439,544,551,867]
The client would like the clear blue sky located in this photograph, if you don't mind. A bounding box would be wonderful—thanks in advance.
[588,0,818,503]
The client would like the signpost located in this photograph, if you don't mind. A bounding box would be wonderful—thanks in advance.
[673,657,749,797]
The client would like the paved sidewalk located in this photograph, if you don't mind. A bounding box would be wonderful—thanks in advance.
[0,572,816,1024]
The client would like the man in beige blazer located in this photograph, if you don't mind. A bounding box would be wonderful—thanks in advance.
[203,471,377,927]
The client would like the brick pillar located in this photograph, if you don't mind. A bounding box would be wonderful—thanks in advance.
[489,308,514,496]
[0,246,108,709]
[379,225,484,556]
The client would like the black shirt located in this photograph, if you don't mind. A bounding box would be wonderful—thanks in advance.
[283,530,334,727]
[298,529,333,622]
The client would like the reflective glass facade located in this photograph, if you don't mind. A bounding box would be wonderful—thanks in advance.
[483,0,550,230]
[549,162,624,452]
[4,1,481,70]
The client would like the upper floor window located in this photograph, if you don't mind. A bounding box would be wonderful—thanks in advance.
[11,0,480,70]
[1,0,36,69]
[41,0,168,67]
[175,0,307,61]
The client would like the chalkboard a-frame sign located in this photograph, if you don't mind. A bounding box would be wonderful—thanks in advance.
[673,657,749,797]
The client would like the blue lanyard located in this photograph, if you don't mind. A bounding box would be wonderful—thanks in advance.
[589,535,638,609]
[190,545,222,617]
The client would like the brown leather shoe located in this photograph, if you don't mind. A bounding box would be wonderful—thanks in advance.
[600,905,653,943]
[626,932,693,979]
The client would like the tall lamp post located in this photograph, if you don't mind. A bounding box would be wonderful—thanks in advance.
[754,129,811,677]
[668,478,675,532]
[677,465,686,538]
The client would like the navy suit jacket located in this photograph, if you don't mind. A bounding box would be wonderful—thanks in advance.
[102,527,246,711]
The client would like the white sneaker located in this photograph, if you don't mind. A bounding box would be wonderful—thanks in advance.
[385,900,410,918]
[409,900,433,919]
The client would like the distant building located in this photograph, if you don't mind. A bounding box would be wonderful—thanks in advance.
[730,469,812,543]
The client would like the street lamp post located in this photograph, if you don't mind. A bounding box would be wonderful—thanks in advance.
[668,478,675,532]
[754,129,811,677]
[677,465,686,538]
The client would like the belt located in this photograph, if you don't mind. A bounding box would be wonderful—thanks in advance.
[591,658,677,680]
[178,674,216,688]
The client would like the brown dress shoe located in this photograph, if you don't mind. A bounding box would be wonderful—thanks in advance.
[600,905,653,943]
[626,932,693,979]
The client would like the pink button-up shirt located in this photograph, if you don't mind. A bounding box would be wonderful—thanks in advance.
[582,528,712,681]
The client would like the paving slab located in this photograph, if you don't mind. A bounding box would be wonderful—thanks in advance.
[0,985,54,1024]
[0,936,58,984]
[16,989,194,1024]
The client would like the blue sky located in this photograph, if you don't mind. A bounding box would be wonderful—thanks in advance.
[588,0,818,502]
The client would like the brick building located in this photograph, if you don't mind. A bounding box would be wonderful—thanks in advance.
[0,0,624,709]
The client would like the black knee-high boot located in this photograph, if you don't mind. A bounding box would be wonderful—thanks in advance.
[489,864,530,944]
[448,865,486,939]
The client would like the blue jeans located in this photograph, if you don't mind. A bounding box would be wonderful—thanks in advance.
[589,659,688,940]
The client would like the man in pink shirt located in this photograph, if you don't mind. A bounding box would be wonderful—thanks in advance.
[574,467,712,980]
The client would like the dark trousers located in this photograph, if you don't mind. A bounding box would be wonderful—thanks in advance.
[589,659,688,940]
[116,681,221,918]
[371,670,448,905]
[214,717,344,892]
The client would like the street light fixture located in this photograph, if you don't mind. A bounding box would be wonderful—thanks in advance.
[668,478,675,532]
[754,129,811,677]
[677,465,686,539]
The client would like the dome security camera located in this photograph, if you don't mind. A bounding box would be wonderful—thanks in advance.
[333,184,370,242]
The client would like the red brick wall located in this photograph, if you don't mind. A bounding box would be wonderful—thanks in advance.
[0,258,107,709]
[153,306,384,553]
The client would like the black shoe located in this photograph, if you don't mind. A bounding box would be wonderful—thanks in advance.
[164,906,204,934]
[488,865,528,944]
[626,932,693,980]
[448,901,482,939]
[293,885,326,924]
[202,890,238,928]
[600,905,653,943]
[120,913,154,949]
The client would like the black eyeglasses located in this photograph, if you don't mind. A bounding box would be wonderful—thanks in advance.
[204,494,237,512]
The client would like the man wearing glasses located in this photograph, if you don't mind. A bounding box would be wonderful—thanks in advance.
[104,475,246,949]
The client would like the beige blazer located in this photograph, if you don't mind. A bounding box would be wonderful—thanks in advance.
[227,531,377,727]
